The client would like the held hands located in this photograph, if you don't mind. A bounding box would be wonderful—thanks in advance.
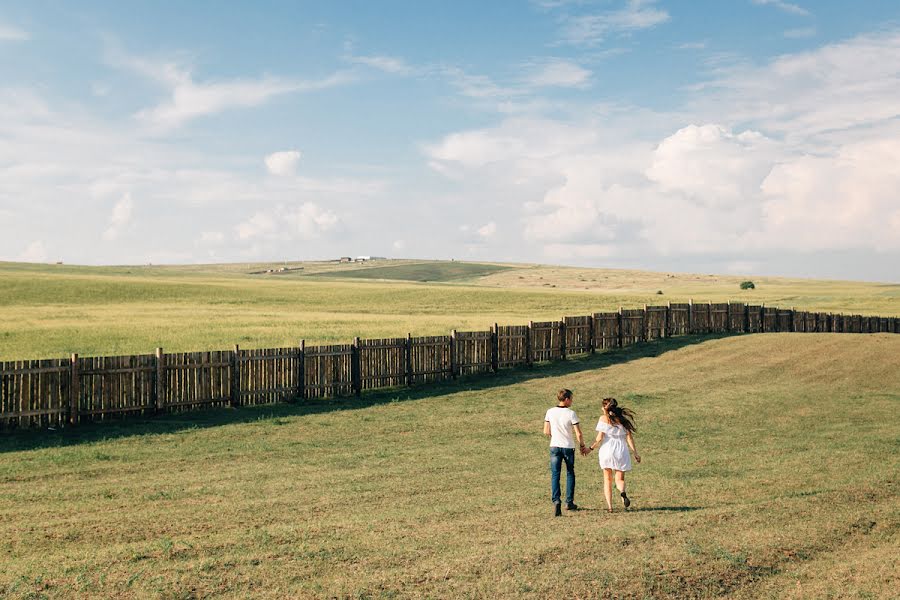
[580,445,592,456]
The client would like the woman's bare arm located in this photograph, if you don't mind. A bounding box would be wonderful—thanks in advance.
[626,431,641,463]
[586,431,605,453]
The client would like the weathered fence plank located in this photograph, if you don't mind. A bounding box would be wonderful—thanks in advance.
[409,335,452,385]
[747,305,763,333]
[237,346,301,405]
[77,353,156,419]
[531,321,563,362]
[620,309,645,346]
[564,315,593,355]
[454,330,493,377]
[358,337,407,391]
[593,312,620,349]
[496,325,529,368]
[710,303,729,333]
[645,306,667,340]
[304,344,353,399]
[668,303,690,336]
[690,302,711,334]
[0,358,69,428]
[728,303,747,333]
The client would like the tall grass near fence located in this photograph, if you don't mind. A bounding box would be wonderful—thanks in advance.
[2,302,898,430]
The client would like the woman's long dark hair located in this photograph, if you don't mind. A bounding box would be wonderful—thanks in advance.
[602,398,636,432]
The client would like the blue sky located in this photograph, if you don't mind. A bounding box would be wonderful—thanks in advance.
[1,1,899,280]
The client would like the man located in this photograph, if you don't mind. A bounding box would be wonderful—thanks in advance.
[543,388,587,516]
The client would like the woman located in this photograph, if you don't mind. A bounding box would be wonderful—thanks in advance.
[585,398,641,512]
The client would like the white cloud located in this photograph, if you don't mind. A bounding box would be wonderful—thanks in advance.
[559,0,670,46]
[693,31,900,138]
[678,41,708,50]
[265,150,302,176]
[108,47,352,131]
[752,0,810,17]
[102,193,134,241]
[18,240,47,262]
[647,124,780,208]
[477,222,497,238]
[348,54,411,74]
[235,202,339,242]
[760,135,900,252]
[392,239,406,251]
[523,59,591,88]
[0,23,29,42]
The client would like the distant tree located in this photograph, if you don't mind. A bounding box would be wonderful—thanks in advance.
[740,281,755,290]
[656,290,664,295]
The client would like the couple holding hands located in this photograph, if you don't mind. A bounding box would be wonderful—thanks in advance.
[543,389,640,516]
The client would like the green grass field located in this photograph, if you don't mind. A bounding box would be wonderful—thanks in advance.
[1,334,897,598]
[306,261,512,282]
[1,260,897,360]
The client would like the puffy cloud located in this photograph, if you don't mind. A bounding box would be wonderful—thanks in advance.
[760,135,900,251]
[265,150,302,176]
[235,202,339,241]
[646,124,780,208]
[102,193,134,241]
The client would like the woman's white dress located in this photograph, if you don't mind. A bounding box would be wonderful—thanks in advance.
[596,419,632,471]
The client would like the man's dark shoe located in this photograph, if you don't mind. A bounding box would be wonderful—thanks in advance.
[565,503,579,511]
[554,502,562,517]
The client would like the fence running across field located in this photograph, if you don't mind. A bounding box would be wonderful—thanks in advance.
[2,303,898,429]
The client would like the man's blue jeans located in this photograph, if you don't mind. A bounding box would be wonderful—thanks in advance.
[549,446,575,505]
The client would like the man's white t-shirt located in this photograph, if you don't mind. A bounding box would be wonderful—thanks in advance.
[545,406,580,448]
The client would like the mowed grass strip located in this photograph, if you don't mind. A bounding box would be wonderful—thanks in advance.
[1,334,897,599]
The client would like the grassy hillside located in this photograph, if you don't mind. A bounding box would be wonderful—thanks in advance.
[1,334,897,598]
[0,260,896,361]
[307,261,511,282]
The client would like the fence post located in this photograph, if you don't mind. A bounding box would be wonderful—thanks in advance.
[790,307,796,332]
[450,330,457,378]
[231,345,240,407]
[155,347,165,413]
[298,340,305,400]
[352,337,362,397]
[491,323,499,372]
[560,318,567,360]
[405,333,413,387]
[617,308,624,348]
[688,299,694,334]
[665,303,671,338]
[526,322,533,367]
[743,304,749,333]
[589,314,595,353]
[69,353,79,426]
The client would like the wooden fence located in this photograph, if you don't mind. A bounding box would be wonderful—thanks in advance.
[2,303,898,429]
